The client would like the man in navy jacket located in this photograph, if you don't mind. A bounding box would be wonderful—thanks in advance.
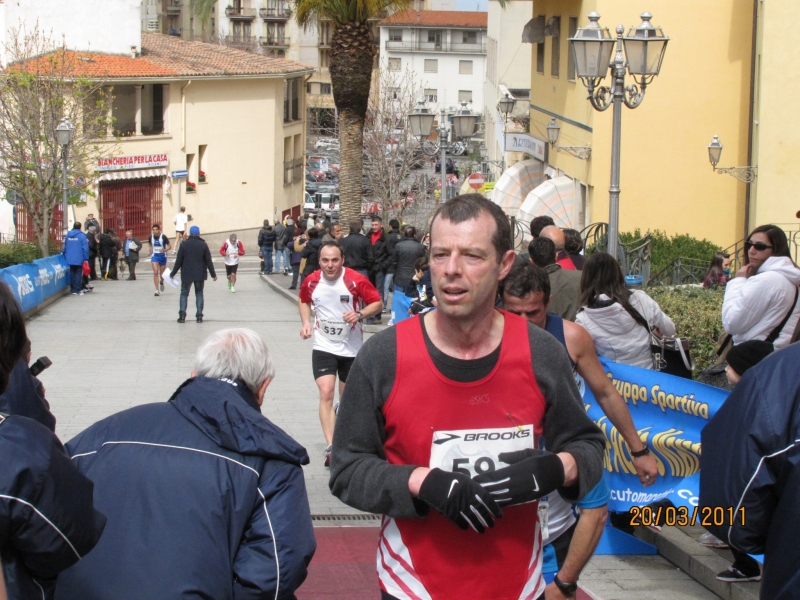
[61,222,89,295]
[700,342,800,599]
[55,328,316,600]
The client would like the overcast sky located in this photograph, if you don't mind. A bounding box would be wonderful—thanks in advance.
[455,0,488,11]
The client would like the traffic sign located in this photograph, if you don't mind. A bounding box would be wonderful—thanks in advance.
[468,172,485,190]
[171,170,189,179]
[74,176,87,187]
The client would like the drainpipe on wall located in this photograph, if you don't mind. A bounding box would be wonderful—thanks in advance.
[744,0,759,238]
[181,80,192,151]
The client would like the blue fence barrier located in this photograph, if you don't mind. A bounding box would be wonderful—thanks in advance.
[582,358,730,512]
[0,254,69,313]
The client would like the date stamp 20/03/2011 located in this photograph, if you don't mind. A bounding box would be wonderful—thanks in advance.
[629,505,745,528]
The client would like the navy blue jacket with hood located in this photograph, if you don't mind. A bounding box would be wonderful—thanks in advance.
[55,376,316,600]
[0,358,56,432]
[61,229,89,266]
[700,342,800,600]
[0,413,106,600]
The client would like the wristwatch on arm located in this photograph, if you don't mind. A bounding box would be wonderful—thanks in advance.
[356,311,364,321]
[553,574,577,596]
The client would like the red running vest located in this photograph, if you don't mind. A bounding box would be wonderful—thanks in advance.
[378,312,548,600]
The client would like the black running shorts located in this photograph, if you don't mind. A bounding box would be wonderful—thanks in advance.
[225,264,239,275]
[312,350,355,382]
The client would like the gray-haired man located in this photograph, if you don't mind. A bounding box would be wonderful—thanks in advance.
[56,328,316,600]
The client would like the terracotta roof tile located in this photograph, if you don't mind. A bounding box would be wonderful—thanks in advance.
[380,10,487,28]
[13,33,313,79]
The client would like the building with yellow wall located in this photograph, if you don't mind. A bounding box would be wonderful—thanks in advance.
[749,0,800,245]
[523,0,754,249]
[70,33,312,248]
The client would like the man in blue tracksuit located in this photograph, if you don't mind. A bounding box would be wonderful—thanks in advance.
[55,328,316,600]
[61,223,89,295]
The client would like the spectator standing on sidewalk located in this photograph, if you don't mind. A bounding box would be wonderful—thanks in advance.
[517,215,555,262]
[702,251,731,289]
[220,233,245,293]
[301,227,322,280]
[529,237,581,321]
[62,223,89,295]
[123,230,141,281]
[387,225,426,324]
[55,328,316,600]
[282,217,296,275]
[274,219,287,274]
[563,228,587,271]
[288,228,305,290]
[86,226,99,280]
[257,220,276,275]
[369,216,387,305]
[381,219,403,311]
[170,225,216,323]
[540,226,577,271]
[339,220,373,278]
[83,213,100,234]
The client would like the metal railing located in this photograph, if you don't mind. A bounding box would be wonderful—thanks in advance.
[579,222,652,286]
[649,257,711,287]
[225,34,256,44]
[167,0,181,12]
[225,7,257,18]
[259,35,289,47]
[259,4,290,18]
[384,40,486,54]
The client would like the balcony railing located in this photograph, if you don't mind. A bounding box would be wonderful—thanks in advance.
[384,39,486,54]
[166,0,181,13]
[225,7,257,18]
[260,35,289,47]
[225,34,256,45]
[260,4,291,19]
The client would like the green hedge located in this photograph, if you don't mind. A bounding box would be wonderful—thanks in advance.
[0,243,42,269]
[620,229,722,275]
[646,286,725,374]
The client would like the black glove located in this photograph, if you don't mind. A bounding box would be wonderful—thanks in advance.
[418,468,503,533]
[473,449,565,506]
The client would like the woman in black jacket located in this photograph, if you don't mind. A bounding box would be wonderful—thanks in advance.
[97,229,118,280]
[301,228,322,277]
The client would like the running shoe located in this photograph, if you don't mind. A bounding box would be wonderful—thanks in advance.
[154,290,160,296]
[716,567,761,582]
[231,287,236,293]
[160,278,164,292]
[699,532,729,548]
[324,445,332,468]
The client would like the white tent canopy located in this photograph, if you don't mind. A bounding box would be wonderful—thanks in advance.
[517,176,579,242]
[491,160,544,218]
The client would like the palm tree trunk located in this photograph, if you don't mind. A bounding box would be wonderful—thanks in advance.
[329,21,375,225]
[338,110,365,225]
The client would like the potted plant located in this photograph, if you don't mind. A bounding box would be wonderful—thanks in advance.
[225,4,237,16]
[198,170,207,183]
[186,181,197,193]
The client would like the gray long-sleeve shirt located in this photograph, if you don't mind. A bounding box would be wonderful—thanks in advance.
[329,317,606,519]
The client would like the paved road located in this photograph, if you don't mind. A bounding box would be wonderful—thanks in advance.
[26,266,723,599]
[26,266,357,516]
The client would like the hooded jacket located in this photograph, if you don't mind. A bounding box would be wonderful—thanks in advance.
[575,290,676,369]
[0,358,56,431]
[61,229,89,266]
[258,226,277,249]
[55,377,315,600]
[1,414,105,600]
[700,343,800,599]
[722,256,800,349]
[301,238,322,275]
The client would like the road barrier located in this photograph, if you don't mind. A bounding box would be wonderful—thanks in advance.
[0,254,69,313]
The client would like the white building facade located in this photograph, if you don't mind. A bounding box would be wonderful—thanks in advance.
[379,10,487,113]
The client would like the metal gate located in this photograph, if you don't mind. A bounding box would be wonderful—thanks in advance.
[16,203,65,244]
[100,177,164,240]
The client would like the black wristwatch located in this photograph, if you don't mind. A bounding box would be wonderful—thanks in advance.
[356,311,364,321]
[631,445,651,458]
[553,574,577,596]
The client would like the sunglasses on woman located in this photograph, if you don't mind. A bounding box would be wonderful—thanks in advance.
[745,241,773,251]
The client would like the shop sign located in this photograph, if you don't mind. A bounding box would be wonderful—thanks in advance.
[504,133,547,162]
[96,153,169,172]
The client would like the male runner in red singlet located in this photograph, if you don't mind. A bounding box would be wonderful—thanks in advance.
[299,241,383,467]
[330,195,605,600]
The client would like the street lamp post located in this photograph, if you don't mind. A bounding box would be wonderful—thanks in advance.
[54,117,75,238]
[706,135,757,183]
[570,12,668,258]
[545,118,592,160]
[409,100,478,202]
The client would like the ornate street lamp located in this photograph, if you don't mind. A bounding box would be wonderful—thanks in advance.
[707,135,757,183]
[410,100,478,201]
[54,117,75,237]
[570,12,669,258]
[546,118,591,160]
[497,93,515,120]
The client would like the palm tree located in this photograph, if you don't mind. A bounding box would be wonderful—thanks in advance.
[295,0,410,224]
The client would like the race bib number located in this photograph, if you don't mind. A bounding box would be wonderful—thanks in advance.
[429,425,535,478]
[318,319,349,341]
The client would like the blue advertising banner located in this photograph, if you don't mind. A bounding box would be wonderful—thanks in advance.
[582,358,730,513]
[0,254,68,313]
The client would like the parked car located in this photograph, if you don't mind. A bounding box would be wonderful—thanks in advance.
[314,138,340,151]
[435,158,459,175]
